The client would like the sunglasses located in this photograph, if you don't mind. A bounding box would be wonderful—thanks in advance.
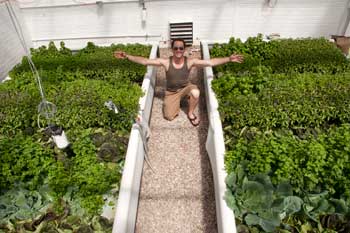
[173,46,184,51]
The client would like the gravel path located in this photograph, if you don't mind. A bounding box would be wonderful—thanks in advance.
[135,46,217,233]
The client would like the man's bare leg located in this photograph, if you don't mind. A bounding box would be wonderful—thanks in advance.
[187,89,200,125]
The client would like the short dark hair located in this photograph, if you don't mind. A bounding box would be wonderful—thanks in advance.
[171,39,186,48]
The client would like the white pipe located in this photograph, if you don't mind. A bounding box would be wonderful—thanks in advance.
[32,34,162,42]
[19,0,139,9]
[18,0,215,9]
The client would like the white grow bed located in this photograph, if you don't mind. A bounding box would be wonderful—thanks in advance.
[112,43,158,233]
[201,41,237,233]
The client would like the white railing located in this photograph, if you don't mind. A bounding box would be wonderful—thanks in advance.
[201,41,237,233]
[112,43,158,233]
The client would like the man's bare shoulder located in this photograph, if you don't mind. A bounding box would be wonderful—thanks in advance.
[159,58,169,67]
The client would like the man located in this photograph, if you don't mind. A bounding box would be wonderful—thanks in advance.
[114,39,243,126]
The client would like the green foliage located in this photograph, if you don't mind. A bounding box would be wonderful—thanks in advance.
[212,65,271,98]
[29,41,72,58]
[210,35,349,74]
[214,72,350,232]
[0,42,149,231]
[11,42,151,83]
[0,131,120,216]
[0,74,142,138]
[0,83,40,136]
[212,72,350,136]
[267,38,348,74]
[226,164,301,232]
[226,164,350,232]
[48,129,120,215]
[0,185,52,225]
[225,125,350,197]
[0,185,113,232]
[211,36,350,232]
[48,79,142,132]
[0,135,55,191]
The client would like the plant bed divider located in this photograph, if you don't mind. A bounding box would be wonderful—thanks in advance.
[112,43,158,233]
[201,41,237,233]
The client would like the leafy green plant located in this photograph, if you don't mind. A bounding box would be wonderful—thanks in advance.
[47,79,142,132]
[210,35,349,75]
[11,42,151,83]
[0,186,114,233]
[225,124,350,197]
[47,129,120,215]
[211,36,350,232]
[212,72,350,136]
[0,135,55,191]
[0,42,150,232]
[226,163,350,233]
[225,163,303,232]
[0,83,40,136]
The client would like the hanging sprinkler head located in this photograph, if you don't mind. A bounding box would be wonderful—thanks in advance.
[38,100,57,119]
[44,124,70,150]
[37,100,70,150]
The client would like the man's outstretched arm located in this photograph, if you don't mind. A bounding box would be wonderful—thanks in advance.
[190,54,244,68]
[114,51,166,67]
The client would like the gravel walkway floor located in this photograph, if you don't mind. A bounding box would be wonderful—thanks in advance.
[135,46,217,233]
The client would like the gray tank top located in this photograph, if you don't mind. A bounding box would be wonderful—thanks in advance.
[166,56,190,91]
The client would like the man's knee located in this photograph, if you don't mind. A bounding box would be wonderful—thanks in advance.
[190,88,200,99]
[163,106,177,121]
[163,112,177,121]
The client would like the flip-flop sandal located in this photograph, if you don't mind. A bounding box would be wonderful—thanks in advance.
[187,114,200,127]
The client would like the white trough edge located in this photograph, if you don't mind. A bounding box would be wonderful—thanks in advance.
[112,43,158,233]
[201,41,237,233]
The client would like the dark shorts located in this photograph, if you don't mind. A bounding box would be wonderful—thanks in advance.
[163,83,199,120]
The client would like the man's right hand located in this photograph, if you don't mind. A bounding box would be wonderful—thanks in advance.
[229,54,244,63]
[114,51,128,59]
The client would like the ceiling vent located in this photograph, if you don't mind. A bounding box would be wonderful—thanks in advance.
[169,22,193,46]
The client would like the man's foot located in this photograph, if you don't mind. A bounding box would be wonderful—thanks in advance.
[187,113,200,127]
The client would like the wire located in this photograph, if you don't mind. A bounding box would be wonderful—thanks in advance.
[15,0,38,4]
[134,116,155,173]
[6,0,57,125]
[0,0,37,5]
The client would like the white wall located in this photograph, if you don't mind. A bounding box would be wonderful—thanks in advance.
[0,1,32,81]
[1,0,349,79]
[18,0,350,49]
[234,0,350,40]
[19,0,160,49]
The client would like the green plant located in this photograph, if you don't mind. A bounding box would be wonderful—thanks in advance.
[210,35,349,75]
[211,37,350,232]
[226,163,350,233]
[11,42,151,84]
[0,42,149,231]
[0,135,55,191]
[212,72,350,137]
